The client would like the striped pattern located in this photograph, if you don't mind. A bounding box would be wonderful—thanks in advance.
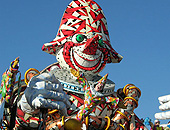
[112,84,144,130]
[75,73,119,121]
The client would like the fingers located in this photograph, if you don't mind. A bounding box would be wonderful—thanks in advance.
[32,97,68,116]
[44,81,63,92]
[26,88,70,108]
[42,90,71,108]
[28,75,63,92]
[25,72,71,115]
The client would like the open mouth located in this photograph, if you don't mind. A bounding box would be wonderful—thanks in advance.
[72,50,103,71]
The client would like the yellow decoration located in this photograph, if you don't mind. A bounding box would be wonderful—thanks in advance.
[116,111,129,121]
[128,86,141,97]
[123,84,141,97]
[62,116,65,126]
[118,124,125,130]
[24,68,40,85]
[12,57,19,69]
[85,116,88,129]
[48,109,58,114]
[105,116,110,130]
[124,97,138,108]
[70,68,80,77]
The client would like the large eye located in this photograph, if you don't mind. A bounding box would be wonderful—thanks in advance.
[76,34,84,42]
[98,39,104,47]
[72,34,86,43]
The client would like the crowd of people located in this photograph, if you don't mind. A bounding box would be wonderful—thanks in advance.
[141,118,170,130]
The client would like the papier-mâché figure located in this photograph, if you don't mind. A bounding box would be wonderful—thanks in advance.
[0,0,145,130]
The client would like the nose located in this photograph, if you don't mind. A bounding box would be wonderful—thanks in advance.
[83,35,99,55]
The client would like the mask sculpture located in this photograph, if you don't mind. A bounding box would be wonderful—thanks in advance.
[42,0,122,76]
[0,0,145,130]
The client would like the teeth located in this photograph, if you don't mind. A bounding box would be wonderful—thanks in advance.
[73,51,101,67]
[74,46,102,60]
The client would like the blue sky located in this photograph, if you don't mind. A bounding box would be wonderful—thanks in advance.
[0,0,170,126]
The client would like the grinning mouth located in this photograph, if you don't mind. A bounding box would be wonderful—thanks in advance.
[72,50,103,70]
[74,50,101,61]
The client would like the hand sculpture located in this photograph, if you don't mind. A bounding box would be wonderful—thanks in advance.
[19,72,71,116]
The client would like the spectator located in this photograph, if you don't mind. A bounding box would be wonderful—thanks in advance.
[163,121,170,130]
[151,120,163,130]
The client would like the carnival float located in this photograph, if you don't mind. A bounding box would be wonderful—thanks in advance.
[0,0,146,129]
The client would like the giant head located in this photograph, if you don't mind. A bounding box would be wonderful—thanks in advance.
[42,0,123,76]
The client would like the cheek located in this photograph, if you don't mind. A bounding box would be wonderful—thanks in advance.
[56,49,68,67]
[56,49,63,61]
[73,44,86,52]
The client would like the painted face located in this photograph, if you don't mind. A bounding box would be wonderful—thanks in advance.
[42,0,123,76]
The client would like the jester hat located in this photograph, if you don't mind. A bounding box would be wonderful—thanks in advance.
[97,73,108,86]
[42,0,123,64]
